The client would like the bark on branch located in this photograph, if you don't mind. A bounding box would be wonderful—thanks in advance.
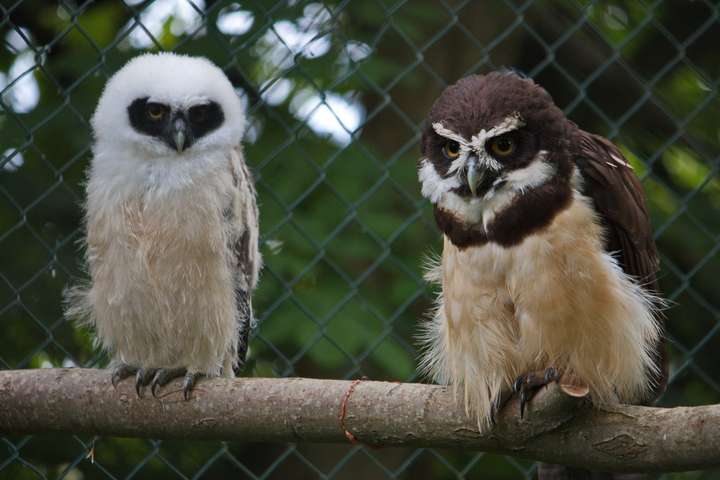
[0,369,717,473]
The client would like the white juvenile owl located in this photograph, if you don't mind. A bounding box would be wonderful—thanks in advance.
[67,53,261,399]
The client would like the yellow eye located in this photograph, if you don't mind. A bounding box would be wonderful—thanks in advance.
[489,136,515,157]
[442,141,461,159]
[146,103,166,121]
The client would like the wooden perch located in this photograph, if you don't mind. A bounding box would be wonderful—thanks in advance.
[0,369,718,473]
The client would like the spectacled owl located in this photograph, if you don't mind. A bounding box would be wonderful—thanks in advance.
[66,53,261,399]
[417,72,664,435]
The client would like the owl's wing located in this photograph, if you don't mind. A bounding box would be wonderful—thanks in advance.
[228,145,262,373]
[575,132,659,291]
[575,132,665,401]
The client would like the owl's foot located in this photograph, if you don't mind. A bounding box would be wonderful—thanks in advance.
[513,367,561,419]
[110,364,203,400]
[181,372,203,400]
[150,368,187,397]
[147,368,203,400]
[109,364,158,398]
[145,368,202,400]
[111,363,138,388]
[135,368,158,397]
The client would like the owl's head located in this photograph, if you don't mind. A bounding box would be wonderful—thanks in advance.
[419,72,578,247]
[91,53,245,161]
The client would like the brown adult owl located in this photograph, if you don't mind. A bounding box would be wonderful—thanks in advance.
[417,72,664,474]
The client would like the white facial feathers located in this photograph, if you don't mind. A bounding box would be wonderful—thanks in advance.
[502,150,553,194]
[419,150,554,227]
[418,157,460,203]
[92,53,245,157]
[419,112,555,228]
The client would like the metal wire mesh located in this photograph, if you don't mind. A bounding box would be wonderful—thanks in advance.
[1,0,719,478]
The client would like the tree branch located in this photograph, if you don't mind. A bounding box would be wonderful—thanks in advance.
[0,369,717,473]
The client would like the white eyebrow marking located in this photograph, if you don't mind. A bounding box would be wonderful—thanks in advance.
[469,111,525,151]
[433,112,524,146]
[432,112,526,174]
[432,122,468,145]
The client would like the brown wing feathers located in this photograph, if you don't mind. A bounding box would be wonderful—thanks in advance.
[575,132,659,291]
[575,132,665,401]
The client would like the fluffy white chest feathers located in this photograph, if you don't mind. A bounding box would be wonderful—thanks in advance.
[72,150,243,376]
[420,193,661,429]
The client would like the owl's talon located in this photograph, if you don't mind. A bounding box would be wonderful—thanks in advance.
[111,364,138,388]
[182,372,203,400]
[513,368,561,419]
[544,367,559,383]
[135,368,157,397]
[512,375,525,394]
[150,367,187,397]
[519,388,530,419]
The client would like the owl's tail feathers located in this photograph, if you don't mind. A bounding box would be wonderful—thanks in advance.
[234,288,252,376]
[538,464,649,480]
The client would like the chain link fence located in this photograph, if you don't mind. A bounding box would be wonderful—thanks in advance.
[1,0,719,478]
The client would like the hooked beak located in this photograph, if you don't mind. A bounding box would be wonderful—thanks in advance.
[466,155,485,197]
[173,117,188,153]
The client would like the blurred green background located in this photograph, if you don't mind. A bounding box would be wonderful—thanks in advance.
[1,0,719,478]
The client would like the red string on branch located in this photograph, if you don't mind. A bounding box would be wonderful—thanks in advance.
[338,379,362,444]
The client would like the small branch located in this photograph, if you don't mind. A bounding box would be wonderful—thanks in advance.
[1,369,718,472]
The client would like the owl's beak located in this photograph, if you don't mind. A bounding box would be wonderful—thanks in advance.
[173,118,188,153]
[466,155,485,197]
